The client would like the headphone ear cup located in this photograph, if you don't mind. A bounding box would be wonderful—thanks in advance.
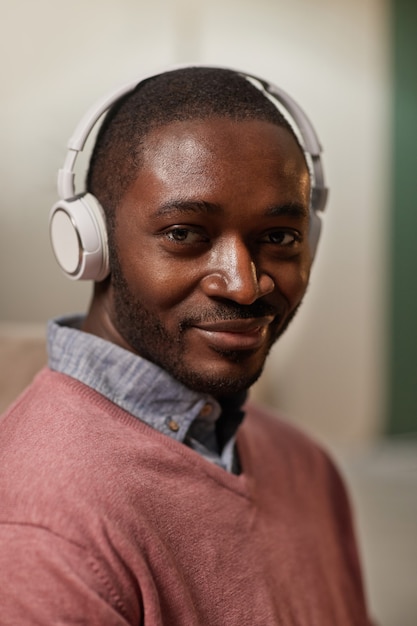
[49,193,109,281]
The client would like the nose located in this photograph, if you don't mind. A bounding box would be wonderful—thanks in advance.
[200,239,275,304]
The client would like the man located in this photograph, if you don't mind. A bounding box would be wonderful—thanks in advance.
[0,67,372,624]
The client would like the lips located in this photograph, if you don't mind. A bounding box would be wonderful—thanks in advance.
[192,316,274,351]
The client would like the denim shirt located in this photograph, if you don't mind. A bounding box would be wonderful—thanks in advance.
[47,316,245,473]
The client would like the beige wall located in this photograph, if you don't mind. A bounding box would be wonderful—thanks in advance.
[0,0,390,446]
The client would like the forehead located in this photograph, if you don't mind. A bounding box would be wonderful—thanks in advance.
[141,117,306,170]
[126,117,310,212]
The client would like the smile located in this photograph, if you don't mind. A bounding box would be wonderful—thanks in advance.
[192,317,274,351]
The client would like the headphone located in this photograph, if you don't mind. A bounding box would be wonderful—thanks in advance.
[49,65,328,281]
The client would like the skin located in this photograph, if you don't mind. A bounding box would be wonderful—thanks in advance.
[83,117,312,397]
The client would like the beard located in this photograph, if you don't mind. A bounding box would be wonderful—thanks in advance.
[110,252,301,397]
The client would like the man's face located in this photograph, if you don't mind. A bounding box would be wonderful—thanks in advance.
[108,117,312,396]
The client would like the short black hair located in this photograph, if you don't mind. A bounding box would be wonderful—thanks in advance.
[87,66,297,227]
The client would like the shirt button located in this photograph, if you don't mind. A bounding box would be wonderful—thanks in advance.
[199,403,213,418]
[167,419,180,432]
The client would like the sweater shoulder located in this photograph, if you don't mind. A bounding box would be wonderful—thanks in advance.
[1,367,118,422]
[0,368,159,528]
[0,367,141,447]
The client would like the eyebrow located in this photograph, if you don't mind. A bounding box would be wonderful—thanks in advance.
[265,203,309,219]
[155,200,221,218]
[154,199,308,219]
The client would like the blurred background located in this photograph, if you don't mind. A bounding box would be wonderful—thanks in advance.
[1,0,416,623]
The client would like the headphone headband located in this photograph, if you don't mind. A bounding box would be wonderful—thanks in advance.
[51,64,328,280]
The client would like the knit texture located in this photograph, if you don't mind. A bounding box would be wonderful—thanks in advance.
[0,368,371,625]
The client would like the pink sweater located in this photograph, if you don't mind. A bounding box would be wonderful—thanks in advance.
[0,368,371,625]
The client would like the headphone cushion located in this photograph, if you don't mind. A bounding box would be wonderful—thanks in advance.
[49,193,109,281]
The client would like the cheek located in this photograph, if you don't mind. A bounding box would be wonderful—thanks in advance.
[273,262,310,307]
[120,250,201,313]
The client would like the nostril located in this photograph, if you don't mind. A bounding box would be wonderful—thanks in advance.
[200,266,272,305]
[200,272,229,294]
[257,273,275,297]
[200,242,274,304]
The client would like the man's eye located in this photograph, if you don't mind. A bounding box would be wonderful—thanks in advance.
[164,227,206,244]
[263,231,298,246]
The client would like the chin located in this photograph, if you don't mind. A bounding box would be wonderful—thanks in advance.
[161,340,272,396]
[174,359,266,397]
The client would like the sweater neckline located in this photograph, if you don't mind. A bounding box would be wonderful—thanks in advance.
[47,369,252,499]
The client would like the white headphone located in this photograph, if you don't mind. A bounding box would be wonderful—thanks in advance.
[49,65,328,281]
